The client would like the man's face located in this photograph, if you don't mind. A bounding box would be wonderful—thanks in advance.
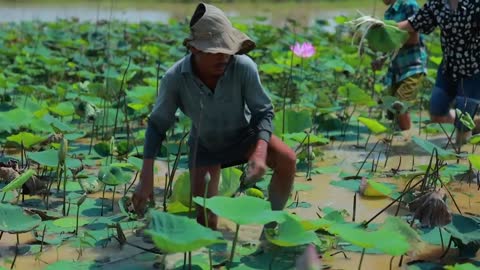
[383,0,396,5]
[191,48,232,77]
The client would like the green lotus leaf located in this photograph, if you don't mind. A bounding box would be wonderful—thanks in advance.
[266,213,318,247]
[273,109,313,136]
[1,169,35,192]
[0,203,42,233]
[358,116,387,134]
[49,101,75,117]
[365,21,409,53]
[45,260,95,270]
[53,217,90,228]
[468,154,480,171]
[444,263,480,270]
[93,142,112,157]
[444,214,480,245]
[7,132,47,148]
[193,196,286,225]
[172,168,241,207]
[412,136,457,160]
[144,210,225,253]
[27,149,81,168]
[98,165,132,186]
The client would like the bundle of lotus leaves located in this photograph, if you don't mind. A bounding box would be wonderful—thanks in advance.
[347,16,409,54]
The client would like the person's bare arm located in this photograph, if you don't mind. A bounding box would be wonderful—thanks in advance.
[398,20,416,33]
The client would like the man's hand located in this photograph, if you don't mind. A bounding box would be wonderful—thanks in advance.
[132,161,155,216]
[246,140,268,183]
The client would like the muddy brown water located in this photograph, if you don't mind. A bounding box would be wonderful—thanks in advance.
[1,127,480,269]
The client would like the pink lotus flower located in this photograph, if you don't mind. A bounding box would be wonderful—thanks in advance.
[290,42,316,58]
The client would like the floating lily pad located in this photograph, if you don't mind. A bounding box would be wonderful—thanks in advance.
[287,202,312,209]
[145,210,226,253]
[445,263,480,270]
[45,260,96,270]
[27,149,81,168]
[0,203,42,233]
[193,196,286,225]
[311,166,341,175]
[53,217,90,228]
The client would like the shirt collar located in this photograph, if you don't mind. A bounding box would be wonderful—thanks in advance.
[180,54,193,74]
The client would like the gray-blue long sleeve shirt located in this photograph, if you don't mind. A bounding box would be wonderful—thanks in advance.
[143,54,274,158]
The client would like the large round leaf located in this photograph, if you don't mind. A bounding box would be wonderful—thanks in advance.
[266,214,319,247]
[7,132,47,148]
[45,260,95,270]
[28,149,81,168]
[365,21,409,53]
[98,165,132,186]
[144,210,225,253]
[1,169,35,192]
[444,214,480,245]
[273,109,312,136]
[53,217,90,228]
[327,217,416,256]
[172,168,241,207]
[193,196,286,225]
[0,203,42,233]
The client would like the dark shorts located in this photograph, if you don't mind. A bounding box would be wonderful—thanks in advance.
[430,65,480,129]
[188,128,257,169]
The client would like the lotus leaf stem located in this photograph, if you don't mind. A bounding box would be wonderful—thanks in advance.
[439,227,445,251]
[88,119,96,155]
[111,186,116,212]
[0,231,3,240]
[355,140,380,178]
[40,224,47,252]
[440,237,453,259]
[101,185,107,216]
[125,171,139,195]
[112,56,131,140]
[357,247,365,270]
[365,175,424,226]
[353,192,357,222]
[10,233,19,269]
[203,175,213,270]
[228,224,240,269]
[62,162,67,216]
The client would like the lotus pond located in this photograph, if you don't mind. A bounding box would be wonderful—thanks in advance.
[0,8,480,270]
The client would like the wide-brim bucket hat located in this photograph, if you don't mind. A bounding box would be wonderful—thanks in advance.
[183,3,256,55]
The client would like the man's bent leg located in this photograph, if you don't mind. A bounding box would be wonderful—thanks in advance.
[263,135,296,228]
[190,165,221,229]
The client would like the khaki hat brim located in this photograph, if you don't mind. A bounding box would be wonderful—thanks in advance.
[183,27,256,55]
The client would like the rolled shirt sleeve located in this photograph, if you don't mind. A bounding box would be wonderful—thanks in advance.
[408,0,438,34]
[242,57,274,143]
[143,73,179,158]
